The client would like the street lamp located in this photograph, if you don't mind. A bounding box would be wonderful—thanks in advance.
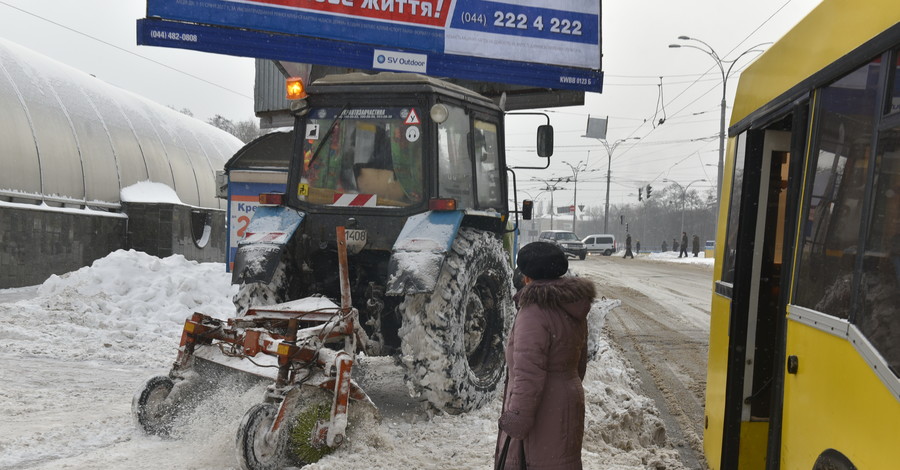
[532,178,566,230]
[561,158,596,234]
[599,138,640,233]
[663,178,706,236]
[668,37,769,215]
[518,189,547,243]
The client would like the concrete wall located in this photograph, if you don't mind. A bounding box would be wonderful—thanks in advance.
[0,206,126,288]
[0,203,226,288]
[124,202,227,263]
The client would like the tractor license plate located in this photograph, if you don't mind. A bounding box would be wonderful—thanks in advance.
[345,229,367,254]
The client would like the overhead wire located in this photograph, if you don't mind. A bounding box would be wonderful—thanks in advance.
[595,0,797,188]
[0,1,253,100]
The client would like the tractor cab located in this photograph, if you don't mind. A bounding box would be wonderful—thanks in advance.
[286,73,511,229]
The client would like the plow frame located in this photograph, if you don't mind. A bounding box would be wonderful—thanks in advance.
[166,227,372,455]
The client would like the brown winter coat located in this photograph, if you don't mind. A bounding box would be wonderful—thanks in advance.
[495,276,596,469]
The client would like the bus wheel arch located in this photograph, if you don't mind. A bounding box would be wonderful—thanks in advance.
[812,449,857,470]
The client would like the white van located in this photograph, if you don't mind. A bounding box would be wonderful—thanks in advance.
[582,234,616,256]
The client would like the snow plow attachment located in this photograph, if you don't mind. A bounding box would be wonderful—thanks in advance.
[133,227,376,469]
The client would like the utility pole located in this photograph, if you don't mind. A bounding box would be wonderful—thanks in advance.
[598,137,640,233]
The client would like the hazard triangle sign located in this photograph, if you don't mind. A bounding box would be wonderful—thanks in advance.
[404,109,420,125]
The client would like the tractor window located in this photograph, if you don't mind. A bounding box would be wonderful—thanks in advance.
[298,107,423,208]
[474,119,502,209]
[437,105,475,208]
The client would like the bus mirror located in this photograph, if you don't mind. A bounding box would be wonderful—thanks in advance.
[537,125,554,158]
[522,200,533,220]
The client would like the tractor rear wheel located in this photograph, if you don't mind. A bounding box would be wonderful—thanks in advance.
[132,375,176,436]
[398,227,513,413]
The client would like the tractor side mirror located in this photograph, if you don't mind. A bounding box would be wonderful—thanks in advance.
[522,200,533,220]
[537,125,554,158]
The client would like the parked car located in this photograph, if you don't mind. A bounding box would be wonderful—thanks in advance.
[538,230,587,260]
[582,234,616,256]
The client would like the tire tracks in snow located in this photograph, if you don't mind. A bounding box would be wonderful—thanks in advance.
[574,258,711,469]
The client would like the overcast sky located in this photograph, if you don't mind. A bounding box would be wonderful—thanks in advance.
[0,0,823,209]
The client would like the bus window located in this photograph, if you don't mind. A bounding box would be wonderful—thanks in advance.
[857,126,900,376]
[793,58,880,318]
[887,48,900,115]
[721,132,748,286]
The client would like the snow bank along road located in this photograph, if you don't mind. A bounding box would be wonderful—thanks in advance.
[575,254,713,469]
[0,250,693,469]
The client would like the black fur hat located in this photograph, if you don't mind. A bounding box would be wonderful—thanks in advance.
[517,242,568,280]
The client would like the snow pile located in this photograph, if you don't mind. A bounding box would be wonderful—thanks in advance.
[0,250,687,469]
[304,298,685,470]
[0,249,236,366]
[646,250,714,267]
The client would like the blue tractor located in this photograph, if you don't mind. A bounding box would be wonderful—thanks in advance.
[230,72,551,414]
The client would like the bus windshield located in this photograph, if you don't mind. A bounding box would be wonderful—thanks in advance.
[298,107,424,208]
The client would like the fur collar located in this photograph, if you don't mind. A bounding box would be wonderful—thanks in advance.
[516,276,596,311]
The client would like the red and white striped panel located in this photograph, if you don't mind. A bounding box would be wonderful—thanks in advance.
[332,193,377,207]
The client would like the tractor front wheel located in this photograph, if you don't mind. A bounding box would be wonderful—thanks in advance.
[236,403,285,470]
[132,375,176,436]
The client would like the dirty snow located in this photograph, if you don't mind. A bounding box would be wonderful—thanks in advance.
[0,249,687,469]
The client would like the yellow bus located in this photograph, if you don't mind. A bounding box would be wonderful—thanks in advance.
[705,1,900,468]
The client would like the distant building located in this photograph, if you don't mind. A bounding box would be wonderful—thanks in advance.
[0,39,244,287]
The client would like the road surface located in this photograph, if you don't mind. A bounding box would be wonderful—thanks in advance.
[574,254,713,469]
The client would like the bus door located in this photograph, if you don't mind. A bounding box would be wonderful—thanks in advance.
[716,128,801,469]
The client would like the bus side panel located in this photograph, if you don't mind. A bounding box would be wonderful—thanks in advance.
[781,317,900,469]
[704,294,730,469]
[737,422,767,470]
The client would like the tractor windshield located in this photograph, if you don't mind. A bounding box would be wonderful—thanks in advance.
[298,107,424,208]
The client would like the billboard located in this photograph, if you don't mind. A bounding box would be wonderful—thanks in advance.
[138,0,602,92]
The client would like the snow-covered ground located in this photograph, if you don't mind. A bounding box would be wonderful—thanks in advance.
[0,250,690,469]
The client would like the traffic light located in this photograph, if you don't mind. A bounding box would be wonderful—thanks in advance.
[638,187,643,201]
[620,215,624,224]
[646,184,653,199]
[522,200,533,220]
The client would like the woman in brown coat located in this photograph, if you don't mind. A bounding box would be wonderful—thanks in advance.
[496,242,596,469]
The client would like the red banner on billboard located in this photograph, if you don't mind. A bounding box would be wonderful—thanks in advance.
[244,0,452,28]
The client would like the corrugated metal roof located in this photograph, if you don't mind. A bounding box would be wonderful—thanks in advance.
[0,38,244,209]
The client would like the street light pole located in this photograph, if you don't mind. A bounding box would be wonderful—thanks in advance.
[562,159,591,234]
[532,178,565,231]
[519,189,547,243]
[664,178,706,235]
[600,138,640,233]
[669,37,769,217]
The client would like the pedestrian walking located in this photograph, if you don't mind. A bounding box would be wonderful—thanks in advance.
[673,238,679,253]
[679,232,689,258]
[495,242,596,470]
[692,234,701,257]
[623,233,634,259]
[661,240,668,252]
[635,240,641,255]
